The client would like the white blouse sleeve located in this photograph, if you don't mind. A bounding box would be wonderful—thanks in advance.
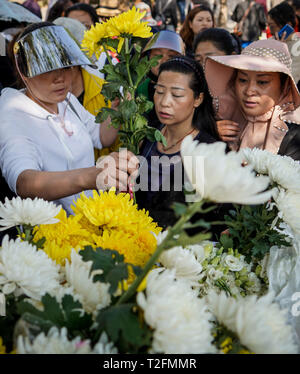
[67,94,102,150]
[0,135,43,194]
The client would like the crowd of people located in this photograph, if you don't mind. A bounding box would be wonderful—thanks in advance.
[0,0,300,236]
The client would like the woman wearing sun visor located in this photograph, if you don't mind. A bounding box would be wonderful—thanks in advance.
[0,22,138,215]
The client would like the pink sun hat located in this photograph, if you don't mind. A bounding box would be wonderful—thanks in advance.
[204,39,300,109]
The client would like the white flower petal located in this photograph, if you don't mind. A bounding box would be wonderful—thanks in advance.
[206,290,298,354]
[0,236,61,300]
[0,197,61,231]
[137,268,216,354]
[181,137,274,205]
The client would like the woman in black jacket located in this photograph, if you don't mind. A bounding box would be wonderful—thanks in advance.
[135,56,224,234]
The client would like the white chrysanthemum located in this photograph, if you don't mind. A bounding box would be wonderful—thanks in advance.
[93,332,118,354]
[17,327,98,354]
[206,290,298,354]
[17,327,117,354]
[64,250,111,314]
[274,188,300,237]
[240,148,300,193]
[223,255,244,272]
[206,266,223,282]
[181,137,275,205]
[159,247,203,285]
[137,268,216,354]
[0,236,61,300]
[0,197,61,231]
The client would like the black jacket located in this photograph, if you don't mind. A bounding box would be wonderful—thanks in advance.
[231,0,266,42]
[278,122,300,161]
[135,130,228,238]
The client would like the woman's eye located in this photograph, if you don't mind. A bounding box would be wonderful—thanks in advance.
[238,78,247,83]
[172,94,183,98]
[258,81,269,85]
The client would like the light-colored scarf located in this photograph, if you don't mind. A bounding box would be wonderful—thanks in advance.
[238,83,295,153]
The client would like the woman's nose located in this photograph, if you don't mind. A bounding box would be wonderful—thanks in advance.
[160,93,171,107]
[245,81,257,95]
[52,69,67,82]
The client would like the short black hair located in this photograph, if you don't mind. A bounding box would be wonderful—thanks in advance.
[193,27,241,55]
[64,3,99,25]
[268,2,296,28]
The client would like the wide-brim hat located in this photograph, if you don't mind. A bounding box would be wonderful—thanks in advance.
[14,24,97,78]
[96,5,121,18]
[205,39,300,108]
[142,30,185,56]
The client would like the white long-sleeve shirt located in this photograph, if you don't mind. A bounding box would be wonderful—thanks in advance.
[0,88,102,215]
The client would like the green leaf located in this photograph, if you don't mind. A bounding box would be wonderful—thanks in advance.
[79,246,142,294]
[95,303,152,353]
[120,100,138,121]
[101,82,122,102]
[96,107,121,125]
[219,233,234,250]
[133,113,147,130]
[17,293,93,339]
[136,96,153,114]
[172,202,188,217]
[183,219,211,230]
[170,232,211,249]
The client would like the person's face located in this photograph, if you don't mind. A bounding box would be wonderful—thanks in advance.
[189,11,213,35]
[149,48,181,77]
[234,70,282,117]
[194,40,226,66]
[24,68,73,112]
[154,70,203,127]
[267,15,281,35]
[67,10,94,29]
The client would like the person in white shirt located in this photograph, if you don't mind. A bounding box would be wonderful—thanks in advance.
[0,22,138,215]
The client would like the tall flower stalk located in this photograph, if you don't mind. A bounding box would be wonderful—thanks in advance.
[82,7,166,155]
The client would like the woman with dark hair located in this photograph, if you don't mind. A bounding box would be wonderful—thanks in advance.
[268,1,297,35]
[135,56,221,230]
[267,2,300,93]
[0,22,138,215]
[179,5,214,58]
[65,3,99,29]
[137,30,185,128]
[193,27,241,66]
[46,0,78,22]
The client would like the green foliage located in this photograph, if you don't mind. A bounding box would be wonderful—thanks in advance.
[17,294,93,340]
[79,246,142,295]
[0,294,25,352]
[219,204,291,262]
[98,37,164,154]
[95,303,152,353]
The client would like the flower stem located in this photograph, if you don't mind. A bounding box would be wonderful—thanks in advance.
[125,38,134,88]
[116,199,204,305]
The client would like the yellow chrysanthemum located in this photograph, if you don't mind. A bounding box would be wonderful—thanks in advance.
[81,20,116,58]
[71,190,161,236]
[106,7,152,52]
[0,338,6,354]
[93,228,157,268]
[33,209,93,265]
[220,337,233,354]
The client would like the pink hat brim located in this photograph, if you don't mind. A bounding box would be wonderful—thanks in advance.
[205,54,300,107]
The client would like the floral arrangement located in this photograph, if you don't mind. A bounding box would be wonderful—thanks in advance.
[0,139,300,354]
[81,7,166,154]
